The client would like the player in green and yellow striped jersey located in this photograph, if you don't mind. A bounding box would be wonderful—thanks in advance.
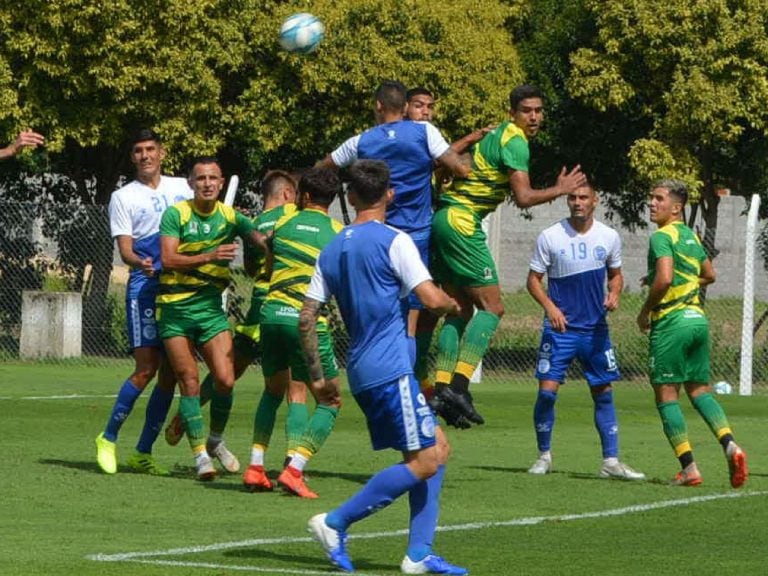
[244,166,344,497]
[158,157,267,481]
[638,179,748,488]
[430,85,587,428]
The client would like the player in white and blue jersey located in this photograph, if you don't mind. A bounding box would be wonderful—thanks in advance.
[526,184,645,480]
[95,129,192,476]
[301,160,468,575]
[318,80,468,357]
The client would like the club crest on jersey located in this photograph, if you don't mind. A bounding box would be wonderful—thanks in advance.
[483,267,493,280]
[387,129,396,139]
[188,221,198,234]
[593,245,607,261]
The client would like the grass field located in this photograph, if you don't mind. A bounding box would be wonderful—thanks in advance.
[2,362,766,575]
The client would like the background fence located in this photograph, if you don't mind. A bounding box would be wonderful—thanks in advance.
[2,197,767,393]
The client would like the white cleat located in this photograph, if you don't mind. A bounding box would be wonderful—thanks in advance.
[208,440,240,473]
[528,455,552,475]
[599,461,646,480]
[195,452,217,481]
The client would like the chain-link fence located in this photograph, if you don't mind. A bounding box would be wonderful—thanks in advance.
[2,199,767,393]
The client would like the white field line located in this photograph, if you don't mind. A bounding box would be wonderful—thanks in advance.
[0,394,118,400]
[87,490,768,570]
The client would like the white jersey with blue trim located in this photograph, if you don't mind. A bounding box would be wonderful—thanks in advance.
[108,176,192,297]
[306,220,431,394]
[331,120,450,234]
[529,218,621,331]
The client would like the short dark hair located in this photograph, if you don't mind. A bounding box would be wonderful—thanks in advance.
[374,80,407,112]
[347,160,390,206]
[653,178,688,206]
[129,128,162,147]
[406,87,434,101]
[262,169,297,200]
[509,84,543,111]
[298,166,340,207]
[188,155,221,177]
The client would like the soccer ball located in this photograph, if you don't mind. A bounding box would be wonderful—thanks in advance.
[279,13,325,54]
[713,381,733,395]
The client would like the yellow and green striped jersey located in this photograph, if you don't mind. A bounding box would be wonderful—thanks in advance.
[440,120,529,219]
[647,221,708,325]
[157,200,255,308]
[261,208,343,326]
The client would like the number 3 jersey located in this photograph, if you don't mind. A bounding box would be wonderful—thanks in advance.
[108,176,193,298]
[529,219,621,331]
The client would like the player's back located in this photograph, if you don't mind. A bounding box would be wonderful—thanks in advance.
[317,221,412,393]
[357,120,441,233]
[263,208,343,323]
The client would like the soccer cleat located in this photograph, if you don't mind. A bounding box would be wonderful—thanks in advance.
[430,386,475,429]
[95,433,117,475]
[307,513,354,572]
[278,467,318,499]
[126,452,170,476]
[401,554,469,575]
[196,453,217,481]
[726,443,748,488]
[528,455,552,475]
[243,465,274,492]
[207,440,240,473]
[670,464,702,487]
[164,413,184,446]
[599,461,646,481]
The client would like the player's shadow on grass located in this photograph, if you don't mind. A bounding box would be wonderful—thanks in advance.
[39,458,198,480]
[226,547,390,572]
[470,464,649,484]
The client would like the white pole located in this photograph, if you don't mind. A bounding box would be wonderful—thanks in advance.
[739,193,760,396]
[221,175,240,312]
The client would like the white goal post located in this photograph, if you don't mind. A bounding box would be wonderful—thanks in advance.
[221,175,240,312]
[739,193,761,396]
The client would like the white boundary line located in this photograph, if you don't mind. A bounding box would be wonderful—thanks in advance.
[87,490,768,573]
[0,394,118,400]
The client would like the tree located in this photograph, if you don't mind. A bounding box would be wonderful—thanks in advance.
[562,0,768,253]
[0,0,525,354]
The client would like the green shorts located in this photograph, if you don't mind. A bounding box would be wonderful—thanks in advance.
[157,302,231,345]
[260,321,339,383]
[649,311,710,385]
[431,205,498,287]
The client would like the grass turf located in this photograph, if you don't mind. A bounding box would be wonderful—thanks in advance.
[1,361,766,575]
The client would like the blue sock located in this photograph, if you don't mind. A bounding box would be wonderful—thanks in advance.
[104,379,142,442]
[533,389,557,452]
[407,336,417,367]
[326,463,420,531]
[593,389,619,458]
[135,384,174,454]
[407,464,445,562]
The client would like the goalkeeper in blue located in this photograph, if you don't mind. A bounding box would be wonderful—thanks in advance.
[526,184,645,480]
[301,160,468,575]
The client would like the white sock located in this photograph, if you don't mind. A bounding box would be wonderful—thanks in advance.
[250,446,265,467]
[289,452,309,473]
[603,457,619,467]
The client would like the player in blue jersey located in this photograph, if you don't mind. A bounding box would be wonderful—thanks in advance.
[526,184,645,480]
[95,129,192,475]
[318,81,470,361]
[301,160,468,575]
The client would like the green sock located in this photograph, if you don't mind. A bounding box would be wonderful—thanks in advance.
[691,392,733,444]
[179,395,206,452]
[435,317,466,385]
[209,387,233,436]
[414,331,433,382]
[452,311,500,388]
[657,401,693,462]
[200,373,215,407]
[297,404,339,457]
[252,390,283,447]
[285,401,309,454]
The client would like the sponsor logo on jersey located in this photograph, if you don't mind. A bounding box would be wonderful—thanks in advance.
[297,224,320,233]
[276,306,299,317]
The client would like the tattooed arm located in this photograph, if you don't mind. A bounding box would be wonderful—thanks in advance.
[299,297,325,385]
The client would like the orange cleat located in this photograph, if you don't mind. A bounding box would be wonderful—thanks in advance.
[727,444,748,489]
[278,467,318,499]
[243,465,274,492]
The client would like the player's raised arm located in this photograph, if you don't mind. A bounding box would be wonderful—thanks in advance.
[509,165,587,208]
[0,130,45,160]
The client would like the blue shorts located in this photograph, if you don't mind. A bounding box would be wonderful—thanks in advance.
[534,327,620,386]
[126,295,160,349]
[353,374,437,452]
[406,228,430,311]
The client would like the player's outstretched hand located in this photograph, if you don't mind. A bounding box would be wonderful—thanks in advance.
[556,165,587,195]
[213,243,238,261]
